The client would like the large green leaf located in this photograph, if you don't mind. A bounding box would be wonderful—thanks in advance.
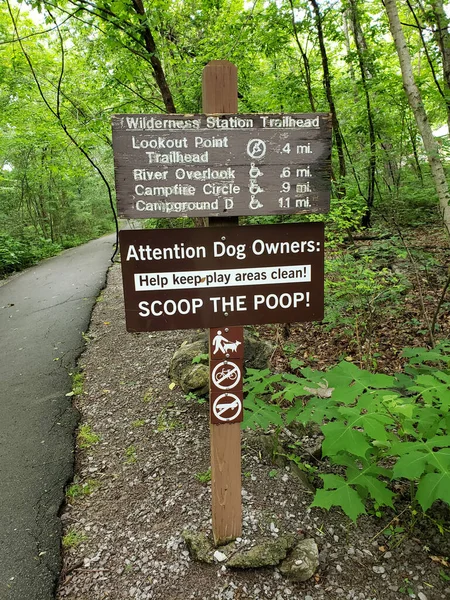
[392,451,429,479]
[416,472,450,512]
[346,467,395,507]
[311,474,366,522]
[322,421,371,458]
[242,395,283,430]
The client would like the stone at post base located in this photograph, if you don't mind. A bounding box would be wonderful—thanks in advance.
[279,538,319,582]
[169,332,274,396]
[182,530,214,564]
[226,535,296,568]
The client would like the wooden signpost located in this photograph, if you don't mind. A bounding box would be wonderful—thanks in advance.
[112,60,331,546]
[204,61,242,544]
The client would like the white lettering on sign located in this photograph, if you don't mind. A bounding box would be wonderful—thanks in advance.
[132,136,188,149]
[126,243,207,261]
[254,292,310,309]
[113,113,332,219]
[138,298,203,317]
[135,199,219,213]
[206,116,254,129]
[260,115,320,129]
[194,136,229,148]
[125,116,201,130]
[252,239,320,255]
[135,184,195,196]
[146,151,209,164]
[133,169,169,181]
[209,296,248,313]
[174,167,236,180]
[133,265,312,291]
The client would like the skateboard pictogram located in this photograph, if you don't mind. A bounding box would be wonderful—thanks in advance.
[212,393,243,423]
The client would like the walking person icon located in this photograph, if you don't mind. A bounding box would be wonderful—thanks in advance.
[212,330,230,354]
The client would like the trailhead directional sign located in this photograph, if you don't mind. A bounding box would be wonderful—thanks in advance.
[111,113,332,219]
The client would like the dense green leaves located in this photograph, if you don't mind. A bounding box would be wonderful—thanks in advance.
[243,344,450,521]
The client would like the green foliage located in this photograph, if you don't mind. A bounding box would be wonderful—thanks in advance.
[243,342,450,521]
[66,479,99,500]
[195,467,211,484]
[62,528,87,549]
[192,353,209,364]
[77,424,101,449]
[71,372,84,396]
[124,445,138,463]
[0,233,62,277]
[323,250,408,366]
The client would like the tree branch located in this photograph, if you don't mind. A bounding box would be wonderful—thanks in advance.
[7,0,119,260]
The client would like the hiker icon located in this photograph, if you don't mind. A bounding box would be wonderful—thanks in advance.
[212,331,242,355]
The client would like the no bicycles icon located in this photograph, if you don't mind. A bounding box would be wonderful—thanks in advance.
[211,360,241,391]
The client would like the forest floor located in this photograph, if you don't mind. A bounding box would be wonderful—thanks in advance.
[57,225,450,600]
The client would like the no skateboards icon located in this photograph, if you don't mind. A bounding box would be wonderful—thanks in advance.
[212,393,242,423]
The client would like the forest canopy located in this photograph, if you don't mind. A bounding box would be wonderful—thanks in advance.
[0,0,449,275]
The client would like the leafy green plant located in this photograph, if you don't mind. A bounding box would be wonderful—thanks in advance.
[243,341,450,521]
[192,353,209,364]
[62,529,87,549]
[195,468,211,483]
[323,252,407,367]
[66,479,99,500]
[124,445,137,463]
[71,372,84,396]
[185,391,207,405]
[131,419,146,427]
[77,424,101,449]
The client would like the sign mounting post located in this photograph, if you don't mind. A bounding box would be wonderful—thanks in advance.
[203,60,242,546]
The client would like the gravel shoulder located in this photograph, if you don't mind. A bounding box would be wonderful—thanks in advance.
[57,263,449,600]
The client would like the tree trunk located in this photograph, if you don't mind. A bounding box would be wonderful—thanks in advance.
[288,0,316,111]
[430,0,450,132]
[131,0,176,113]
[384,0,450,236]
[349,0,376,227]
[309,0,346,198]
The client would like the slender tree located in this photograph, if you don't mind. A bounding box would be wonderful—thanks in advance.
[348,0,377,226]
[384,0,450,236]
[309,0,346,198]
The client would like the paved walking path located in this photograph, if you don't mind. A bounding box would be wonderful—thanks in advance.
[0,234,116,600]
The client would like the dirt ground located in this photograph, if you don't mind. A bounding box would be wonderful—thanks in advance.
[56,244,450,600]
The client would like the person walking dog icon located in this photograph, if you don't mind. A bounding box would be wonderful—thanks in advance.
[212,331,242,355]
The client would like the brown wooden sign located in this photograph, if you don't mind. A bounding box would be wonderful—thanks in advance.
[112,113,331,219]
[119,222,324,332]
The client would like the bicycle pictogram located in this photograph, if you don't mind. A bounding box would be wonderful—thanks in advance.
[211,360,241,390]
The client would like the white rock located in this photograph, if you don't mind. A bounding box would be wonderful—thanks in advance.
[213,550,227,562]
[418,593,427,600]
[372,565,385,574]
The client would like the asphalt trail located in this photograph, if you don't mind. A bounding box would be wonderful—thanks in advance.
[0,234,116,600]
